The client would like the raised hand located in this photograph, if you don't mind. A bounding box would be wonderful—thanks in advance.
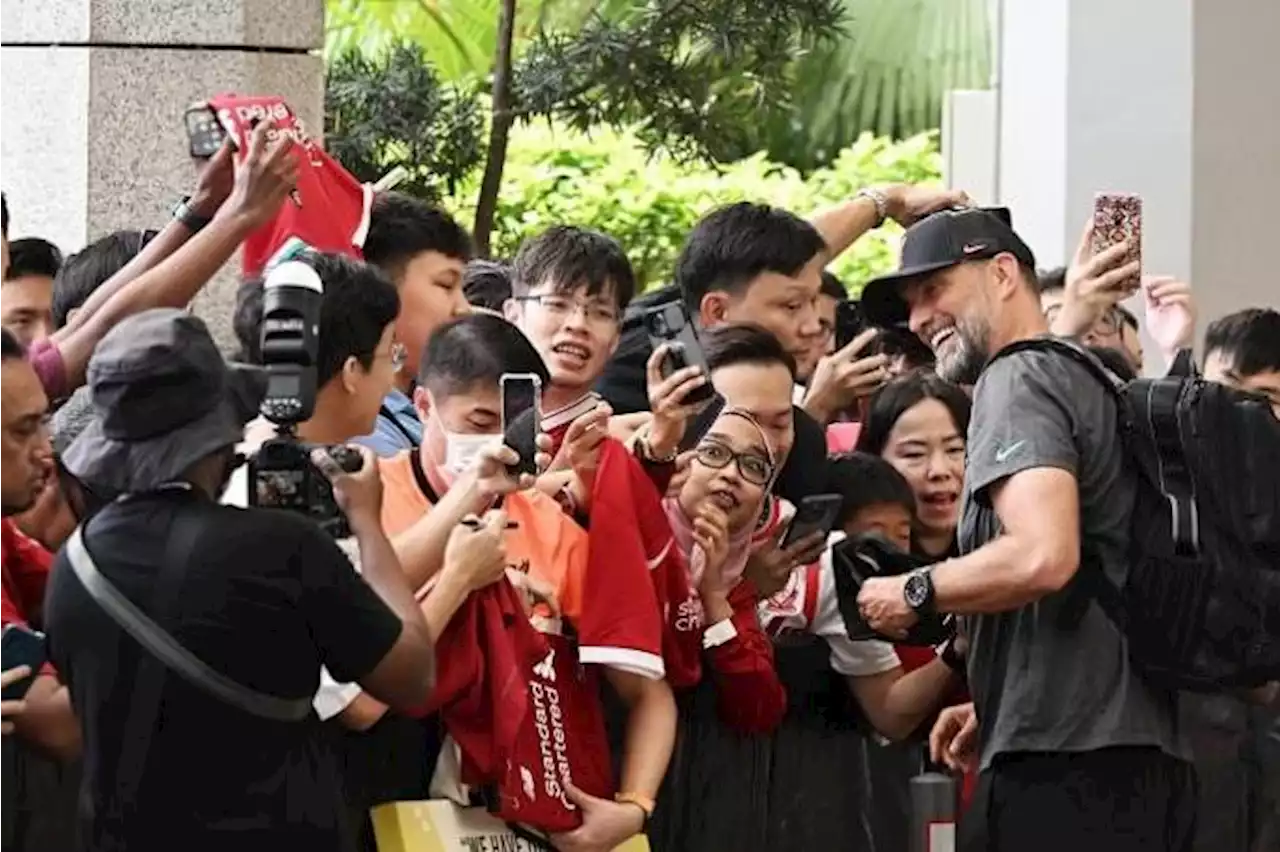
[223,120,299,229]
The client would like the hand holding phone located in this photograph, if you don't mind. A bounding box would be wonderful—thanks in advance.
[501,374,542,477]
[1,625,46,701]
[184,103,228,159]
[644,303,715,407]
[781,493,843,549]
[1092,192,1142,292]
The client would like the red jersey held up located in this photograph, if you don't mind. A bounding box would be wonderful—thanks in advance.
[207,94,372,277]
[589,439,701,688]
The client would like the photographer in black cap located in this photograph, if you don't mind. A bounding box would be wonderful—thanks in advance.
[41,308,485,851]
[852,209,1192,851]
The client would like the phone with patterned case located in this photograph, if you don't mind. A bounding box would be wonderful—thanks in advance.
[1092,192,1142,290]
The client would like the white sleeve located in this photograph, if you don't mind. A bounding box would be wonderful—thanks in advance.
[810,556,901,677]
[314,667,362,721]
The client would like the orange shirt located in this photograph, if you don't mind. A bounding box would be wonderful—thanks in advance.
[378,450,664,680]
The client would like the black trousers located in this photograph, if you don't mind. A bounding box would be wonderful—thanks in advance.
[962,746,1198,852]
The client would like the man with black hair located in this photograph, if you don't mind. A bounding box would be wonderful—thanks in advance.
[2,238,63,346]
[1203,307,1280,418]
[364,313,675,852]
[504,226,634,445]
[2,192,10,276]
[51,229,156,331]
[357,192,474,456]
[462,259,512,313]
[598,186,965,503]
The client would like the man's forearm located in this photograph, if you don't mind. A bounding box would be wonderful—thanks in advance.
[931,534,1076,615]
[809,195,880,260]
[56,209,257,388]
[607,670,676,799]
[14,677,81,762]
[390,475,489,592]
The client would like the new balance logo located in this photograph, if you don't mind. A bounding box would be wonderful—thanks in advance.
[532,649,556,682]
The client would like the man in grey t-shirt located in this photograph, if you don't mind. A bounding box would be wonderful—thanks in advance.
[855,208,1194,851]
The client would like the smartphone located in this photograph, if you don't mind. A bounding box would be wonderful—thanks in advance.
[644,302,715,406]
[836,300,871,347]
[678,393,726,453]
[1,624,47,701]
[501,373,542,477]
[780,493,844,549]
[1092,193,1142,290]
[183,102,227,159]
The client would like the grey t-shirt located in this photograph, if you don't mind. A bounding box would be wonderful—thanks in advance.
[959,345,1182,770]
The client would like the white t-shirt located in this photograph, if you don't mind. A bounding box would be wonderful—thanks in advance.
[223,419,363,721]
[758,532,900,678]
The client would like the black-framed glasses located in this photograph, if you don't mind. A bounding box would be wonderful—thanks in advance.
[694,438,774,487]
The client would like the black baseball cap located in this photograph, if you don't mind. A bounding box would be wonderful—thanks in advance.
[861,208,1037,327]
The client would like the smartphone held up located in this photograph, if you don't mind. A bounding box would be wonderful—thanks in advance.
[1092,192,1142,290]
[501,373,542,478]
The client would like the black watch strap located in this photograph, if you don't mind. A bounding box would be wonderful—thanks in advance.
[173,196,212,232]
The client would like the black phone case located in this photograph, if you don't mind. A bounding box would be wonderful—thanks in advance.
[644,305,715,405]
[1,627,46,701]
[781,495,842,549]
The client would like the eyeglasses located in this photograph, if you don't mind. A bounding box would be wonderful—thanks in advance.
[694,439,775,487]
[515,294,619,327]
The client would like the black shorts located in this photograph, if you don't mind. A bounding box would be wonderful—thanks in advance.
[961,746,1198,852]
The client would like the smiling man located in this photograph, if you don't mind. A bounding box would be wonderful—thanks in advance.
[856,208,1193,851]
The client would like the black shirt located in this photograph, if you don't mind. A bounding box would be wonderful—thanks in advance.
[595,284,829,504]
[44,490,404,852]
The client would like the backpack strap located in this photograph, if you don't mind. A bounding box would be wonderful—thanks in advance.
[986,336,1128,399]
[379,403,421,448]
[984,336,1133,630]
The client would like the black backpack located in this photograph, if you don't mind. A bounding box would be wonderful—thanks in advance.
[989,338,1280,692]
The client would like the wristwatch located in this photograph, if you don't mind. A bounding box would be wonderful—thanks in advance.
[172,196,212,233]
[635,430,678,466]
[856,187,890,228]
[903,567,936,615]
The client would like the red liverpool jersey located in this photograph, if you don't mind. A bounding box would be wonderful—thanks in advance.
[208,93,372,277]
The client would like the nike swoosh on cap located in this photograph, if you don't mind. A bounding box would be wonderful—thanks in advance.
[962,243,989,254]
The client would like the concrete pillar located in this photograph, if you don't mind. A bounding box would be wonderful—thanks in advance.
[1,0,325,349]
[994,0,1279,369]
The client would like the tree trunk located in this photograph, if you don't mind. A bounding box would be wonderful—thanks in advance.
[473,0,518,258]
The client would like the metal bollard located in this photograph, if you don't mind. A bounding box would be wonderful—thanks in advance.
[909,767,958,852]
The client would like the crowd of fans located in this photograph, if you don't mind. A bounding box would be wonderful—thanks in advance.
[1,114,1278,852]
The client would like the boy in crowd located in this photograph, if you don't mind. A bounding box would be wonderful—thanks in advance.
[462,259,512,313]
[351,314,675,851]
[1203,307,1280,418]
[2,238,62,347]
[357,192,474,456]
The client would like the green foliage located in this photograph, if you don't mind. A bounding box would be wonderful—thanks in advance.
[443,121,942,293]
[324,44,486,203]
[745,0,992,170]
[511,0,844,164]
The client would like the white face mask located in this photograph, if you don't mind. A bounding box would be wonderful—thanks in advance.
[441,430,500,479]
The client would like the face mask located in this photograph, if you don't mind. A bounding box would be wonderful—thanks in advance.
[442,431,500,479]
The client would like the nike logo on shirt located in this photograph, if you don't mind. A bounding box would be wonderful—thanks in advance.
[995,440,1027,463]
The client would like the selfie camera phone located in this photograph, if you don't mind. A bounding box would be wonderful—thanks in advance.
[781,493,843,549]
[1092,192,1142,289]
[643,302,715,406]
[1,624,47,701]
[836,300,872,349]
[501,373,542,477]
[184,102,227,159]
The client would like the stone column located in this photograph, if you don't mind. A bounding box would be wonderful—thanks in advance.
[994,0,1280,368]
[1,0,325,349]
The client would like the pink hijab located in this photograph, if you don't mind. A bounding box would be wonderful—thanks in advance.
[662,408,777,588]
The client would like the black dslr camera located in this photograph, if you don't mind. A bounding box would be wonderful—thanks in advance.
[247,246,362,538]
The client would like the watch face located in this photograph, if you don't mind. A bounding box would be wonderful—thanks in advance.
[904,572,931,609]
